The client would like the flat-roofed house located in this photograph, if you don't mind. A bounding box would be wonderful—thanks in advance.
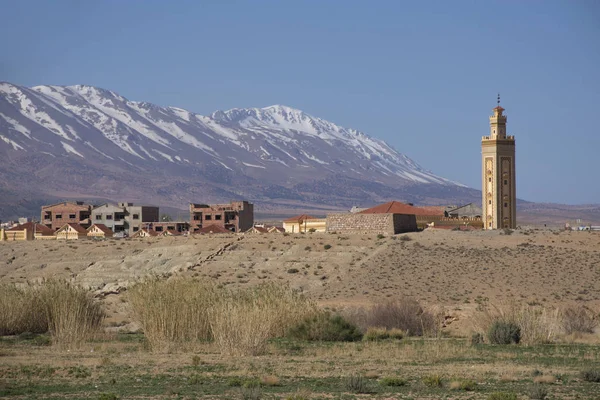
[56,223,88,240]
[190,201,253,233]
[41,202,92,231]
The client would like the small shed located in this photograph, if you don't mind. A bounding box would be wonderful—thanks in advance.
[87,224,114,238]
[56,223,88,240]
[132,228,160,238]
[246,226,269,234]
[196,224,232,234]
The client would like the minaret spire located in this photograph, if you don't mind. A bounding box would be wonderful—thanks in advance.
[497,93,500,106]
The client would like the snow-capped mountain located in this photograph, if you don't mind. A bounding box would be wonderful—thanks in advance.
[0,82,477,217]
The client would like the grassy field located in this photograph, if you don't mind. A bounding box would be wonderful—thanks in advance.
[1,333,600,399]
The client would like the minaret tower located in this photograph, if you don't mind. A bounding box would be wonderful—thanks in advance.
[482,94,516,229]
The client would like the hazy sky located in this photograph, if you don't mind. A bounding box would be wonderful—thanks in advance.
[2,1,599,204]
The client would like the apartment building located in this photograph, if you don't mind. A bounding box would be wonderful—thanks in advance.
[41,201,91,231]
[189,201,253,233]
[91,202,159,236]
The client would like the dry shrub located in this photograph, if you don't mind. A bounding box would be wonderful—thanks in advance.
[473,302,560,345]
[211,283,316,356]
[533,375,556,384]
[128,278,216,351]
[0,281,103,348]
[0,283,47,335]
[347,298,441,337]
[40,280,104,348]
[561,306,598,334]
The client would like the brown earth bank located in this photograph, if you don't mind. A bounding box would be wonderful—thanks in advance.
[1,229,599,336]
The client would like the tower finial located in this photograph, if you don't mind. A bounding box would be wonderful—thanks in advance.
[497,93,500,106]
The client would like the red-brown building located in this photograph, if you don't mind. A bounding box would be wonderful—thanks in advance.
[41,201,92,231]
[189,201,253,233]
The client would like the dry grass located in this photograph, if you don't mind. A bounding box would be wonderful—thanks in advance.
[0,280,103,348]
[210,283,317,356]
[40,280,104,348]
[346,297,442,337]
[129,280,316,355]
[0,283,47,335]
[128,278,216,351]
[473,302,561,345]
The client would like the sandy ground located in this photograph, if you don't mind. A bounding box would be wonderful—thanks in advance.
[1,228,599,335]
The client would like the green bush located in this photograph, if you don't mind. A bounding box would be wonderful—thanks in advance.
[379,376,407,386]
[239,386,262,400]
[487,320,521,344]
[376,234,385,239]
[526,383,548,399]
[98,393,119,400]
[454,379,476,391]
[581,369,600,382]
[323,244,332,250]
[488,393,517,400]
[98,394,119,400]
[422,374,443,387]
[345,374,369,393]
[288,313,363,342]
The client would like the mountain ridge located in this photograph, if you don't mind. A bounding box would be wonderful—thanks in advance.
[0,81,477,219]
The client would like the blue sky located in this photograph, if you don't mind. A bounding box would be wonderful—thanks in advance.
[2,1,599,204]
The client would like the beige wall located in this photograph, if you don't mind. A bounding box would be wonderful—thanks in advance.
[326,213,417,234]
[1,228,30,241]
[283,219,327,233]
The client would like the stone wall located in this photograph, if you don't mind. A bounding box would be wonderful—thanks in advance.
[326,213,417,234]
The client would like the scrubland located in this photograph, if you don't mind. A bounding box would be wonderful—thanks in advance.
[1,228,599,399]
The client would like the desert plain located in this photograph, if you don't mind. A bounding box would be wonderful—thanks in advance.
[1,227,600,399]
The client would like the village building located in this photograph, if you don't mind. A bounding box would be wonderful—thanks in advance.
[141,221,190,234]
[246,225,285,234]
[196,224,233,234]
[0,222,55,241]
[482,96,517,229]
[41,201,92,231]
[87,224,114,238]
[327,201,418,234]
[283,214,327,233]
[91,202,159,236]
[131,228,160,238]
[56,223,88,240]
[189,201,253,233]
[445,203,482,219]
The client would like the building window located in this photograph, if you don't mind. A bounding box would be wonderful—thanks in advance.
[155,226,163,232]
[133,214,139,220]
[69,214,76,219]
[215,215,222,220]
[205,215,212,220]
[95,214,102,220]
[106,215,113,220]
[488,200,492,205]
[133,227,139,232]
[56,214,62,219]
[488,178,492,182]
[504,202,508,207]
